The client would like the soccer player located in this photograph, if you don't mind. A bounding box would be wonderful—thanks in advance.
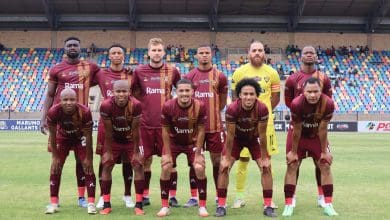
[40,37,100,208]
[157,79,208,217]
[99,80,145,216]
[94,44,135,209]
[131,38,181,206]
[45,89,96,214]
[230,41,280,209]
[282,77,338,216]
[284,45,333,207]
[215,78,276,217]
[183,45,228,207]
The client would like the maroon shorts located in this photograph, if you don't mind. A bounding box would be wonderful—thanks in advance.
[223,138,265,161]
[204,131,225,154]
[102,141,134,166]
[96,118,104,155]
[170,144,196,168]
[140,127,163,158]
[56,139,86,164]
[286,126,330,161]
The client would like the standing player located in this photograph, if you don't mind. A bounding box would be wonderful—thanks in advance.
[230,41,280,208]
[131,38,181,205]
[216,78,276,217]
[99,80,145,216]
[282,77,338,216]
[45,89,96,214]
[40,37,100,208]
[183,45,228,207]
[284,45,333,207]
[157,79,208,217]
[94,44,136,209]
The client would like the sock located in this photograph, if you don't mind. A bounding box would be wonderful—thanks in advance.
[160,179,170,207]
[217,188,227,207]
[236,160,249,197]
[50,174,61,203]
[143,171,151,198]
[197,178,207,207]
[263,189,273,207]
[189,167,197,198]
[98,162,103,196]
[76,161,85,197]
[134,180,144,205]
[169,171,177,198]
[315,167,322,195]
[213,166,219,191]
[101,180,112,208]
[85,174,96,203]
[122,162,133,196]
[322,184,333,204]
[284,184,296,205]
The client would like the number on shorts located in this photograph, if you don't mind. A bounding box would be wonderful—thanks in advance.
[81,136,86,147]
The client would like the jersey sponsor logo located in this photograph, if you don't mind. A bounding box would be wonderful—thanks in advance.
[302,122,319,128]
[174,127,194,134]
[65,83,84,89]
[113,125,131,132]
[177,116,189,122]
[63,121,74,125]
[146,87,165,94]
[65,129,78,134]
[236,124,255,133]
[237,117,252,123]
[115,116,127,120]
[195,91,214,98]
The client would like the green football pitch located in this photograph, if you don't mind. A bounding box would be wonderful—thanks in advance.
[0,132,389,220]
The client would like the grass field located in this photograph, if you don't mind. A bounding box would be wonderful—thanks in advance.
[0,131,389,220]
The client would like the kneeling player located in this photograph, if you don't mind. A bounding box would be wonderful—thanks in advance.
[99,80,145,216]
[216,78,276,217]
[157,79,209,217]
[282,77,338,216]
[45,88,96,214]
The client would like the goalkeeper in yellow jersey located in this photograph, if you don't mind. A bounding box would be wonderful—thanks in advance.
[230,40,280,209]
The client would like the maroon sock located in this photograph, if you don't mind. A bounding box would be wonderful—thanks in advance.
[134,179,145,195]
[76,161,85,188]
[160,179,170,200]
[213,166,219,190]
[170,171,178,191]
[284,184,296,200]
[101,180,112,196]
[144,171,151,192]
[122,162,133,196]
[85,174,96,199]
[50,174,61,197]
[217,188,227,198]
[263,189,273,206]
[189,166,197,189]
[197,178,207,201]
[322,184,333,198]
[315,167,321,187]
[98,163,103,196]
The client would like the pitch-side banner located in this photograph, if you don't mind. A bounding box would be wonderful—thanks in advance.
[0,120,99,131]
[275,121,357,132]
[358,121,390,132]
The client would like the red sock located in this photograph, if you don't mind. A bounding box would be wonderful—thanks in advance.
[169,171,177,197]
[101,180,112,197]
[197,178,207,207]
[143,171,151,197]
[85,174,96,203]
[134,180,144,203]
[122,163,133,196]
[263,190,273,207]
[50,197,59,205]
[284,184,296,205]
[318,186,324,196]
[217,188,227,207]
[322,184,333,203]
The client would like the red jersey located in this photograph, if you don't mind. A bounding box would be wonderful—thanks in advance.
[284,70,332,108]
[131,64,181,128]
[161,98,206,146]
[290,94,334,138]
[48,60,100,105]
[185,67,228,133]
[47,103,93,142]
[100,96,142,143]
[225,99,269,141]
[93,68,133,99]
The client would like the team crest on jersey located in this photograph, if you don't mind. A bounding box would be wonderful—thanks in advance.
[264,76,270,83]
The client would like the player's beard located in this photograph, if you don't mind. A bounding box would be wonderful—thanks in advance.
[67,52,79,59]
[249,55,264,67]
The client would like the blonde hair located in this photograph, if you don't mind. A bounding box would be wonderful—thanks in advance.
[148,38,164,49]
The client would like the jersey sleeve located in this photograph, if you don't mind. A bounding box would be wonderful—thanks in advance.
[99,100,112,120]
[48,65,59,84]
[89,63,100,87]
[133,100,142,119]
[257,102,269,122]
[218,71,228,94]
[172,67,181,88]
[131,68,141,93]
[270,69,281,93]
[322,98,335,122]
[197,102,207,125]
[322,76,333,98]
[225,104,237,124]
[82,108,93,129]
[46,106,58,126]
[161,102,171,127]
[290,98,303,123]
[284,76,295,109]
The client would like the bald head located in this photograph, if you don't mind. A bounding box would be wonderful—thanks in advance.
[113,80,130,91]
[60,88,76,99]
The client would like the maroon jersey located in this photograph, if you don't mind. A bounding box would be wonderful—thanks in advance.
[48,60,100,105]
[161,98,206,146]
[225,99,269,141]
[93,67,133,99]
[285,70,332,108]
[100,96,142,143]
[132,64,181,128]
[185,67,228,133]
[291,94,334,138]
[47,103,93,141]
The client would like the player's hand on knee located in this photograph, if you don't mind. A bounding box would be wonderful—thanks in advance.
[131,151,144,168]
[194,153,205,169]
[51,157,62,174]
[219,156,230,173]
[40,121,48,135]
[260,156,271,168]
[286,151,298,165]
[82,158,93,175]
[320,152,333,165]
[102,151,114,165]
[161,154,173,169]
